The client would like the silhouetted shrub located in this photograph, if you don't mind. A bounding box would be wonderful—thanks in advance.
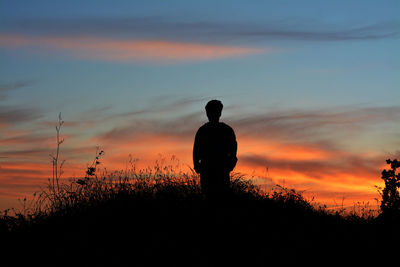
[379,159,400,217]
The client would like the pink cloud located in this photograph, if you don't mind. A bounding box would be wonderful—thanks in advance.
[0,34,268,62]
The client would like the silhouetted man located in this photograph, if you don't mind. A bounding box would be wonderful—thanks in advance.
[193,100,237,200]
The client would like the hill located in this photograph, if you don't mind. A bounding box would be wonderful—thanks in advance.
[0,171,398,266]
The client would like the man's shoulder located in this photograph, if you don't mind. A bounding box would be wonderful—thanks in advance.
[195,123,209,136]
[197,122,234,132]
[219,122,235,132]
[199,122,231,128]
[197,123,209,131]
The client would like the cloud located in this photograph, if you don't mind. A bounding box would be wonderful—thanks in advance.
[108,96,209,119]
[240,153,381,182]
[92,96,209,142]
[96,104,400,147]
[0,81,34,92]
[0,105,43,125]
[0,145,97,161]
[97,111,202,144]
[229,106,400,143]
[0,80,34,102]
[0,134,50,145]
[36,120,89,128]
[232,21,400,41]
[0,34,268,63]
[3,17,397,62]
[2,17,399,43]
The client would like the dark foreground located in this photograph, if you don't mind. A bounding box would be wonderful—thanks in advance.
[1,177,398,266]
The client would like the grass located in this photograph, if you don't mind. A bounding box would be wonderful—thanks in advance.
[1,160,399,267]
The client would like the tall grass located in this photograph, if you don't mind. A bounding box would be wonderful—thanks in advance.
[0,157,373,232]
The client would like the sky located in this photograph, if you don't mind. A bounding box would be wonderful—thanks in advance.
[1,0,399,211]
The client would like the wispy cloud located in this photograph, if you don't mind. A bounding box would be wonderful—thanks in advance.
[0,34,268,62]
[230,106,400,142]
[0,82,41,128]
[0,134,50,145]
[2,17,398,43]
[240,153,381,182]
[0,81,34,92]
[2,17,397,62]
[96,104,400,146]
[232,21,400,41]
[0,80,34,102]
[0,105,43,125]
[107,96,209,119]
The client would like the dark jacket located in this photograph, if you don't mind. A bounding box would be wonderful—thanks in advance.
[193,122,237,173]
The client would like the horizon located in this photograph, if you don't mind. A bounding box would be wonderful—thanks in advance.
[1,0,399,211]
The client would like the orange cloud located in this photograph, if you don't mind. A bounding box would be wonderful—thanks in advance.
[0,34,268,62]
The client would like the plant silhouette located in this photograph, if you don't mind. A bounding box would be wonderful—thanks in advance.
[379,158,400,218]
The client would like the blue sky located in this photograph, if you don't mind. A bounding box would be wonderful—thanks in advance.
[0,0,399,210]
[1,1,399,112]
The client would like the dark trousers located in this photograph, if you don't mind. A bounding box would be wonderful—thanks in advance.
[200,169,230,200]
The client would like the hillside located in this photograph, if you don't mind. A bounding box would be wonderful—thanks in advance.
[0,172,398,266]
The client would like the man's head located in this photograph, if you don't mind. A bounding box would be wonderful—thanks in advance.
[205,100,223,123]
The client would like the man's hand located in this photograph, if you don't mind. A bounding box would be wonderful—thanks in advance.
[194,163,201,174]
[228,156,238,172]
[194,166,200,174]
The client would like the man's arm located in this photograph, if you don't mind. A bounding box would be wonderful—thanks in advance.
[193,129,201,174]
[229,128,238,171]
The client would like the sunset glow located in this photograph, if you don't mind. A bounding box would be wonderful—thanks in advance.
[1,1,399,213]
